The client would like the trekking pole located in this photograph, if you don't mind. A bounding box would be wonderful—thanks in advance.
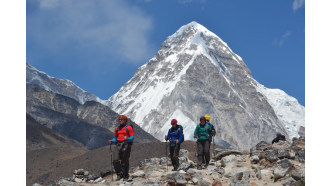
[165,140,168,172]
[109,144,113,181]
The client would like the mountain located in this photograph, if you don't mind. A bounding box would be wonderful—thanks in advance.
[26,63,104,104]
[26,83,158,150]
[106,21,304,150]
[255,83,305,138]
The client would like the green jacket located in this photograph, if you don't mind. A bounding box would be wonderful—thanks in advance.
[194,124,212,140]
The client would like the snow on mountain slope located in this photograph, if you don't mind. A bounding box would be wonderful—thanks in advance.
[26,63,105,104]
[256,82,305,139]
[106,21,302,150]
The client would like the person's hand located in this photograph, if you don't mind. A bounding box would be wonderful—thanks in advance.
[108,140,112,145]
[194,135,197,138]
[124,136,127,140]
[212,130,215,135]
[176,139,178,144]
[165,135,168,141]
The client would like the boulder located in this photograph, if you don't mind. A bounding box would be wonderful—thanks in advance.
[277,148,289,159]
[214,150,243,161]
[265,150,278,162]
[297,150,305,162]
[282,177,296,186]
[273,159,291,180]
[132,170,145,178]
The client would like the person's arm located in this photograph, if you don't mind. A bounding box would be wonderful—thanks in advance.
[126,125,134,142]
[178,128,183,143]
[165,129,170,141]
[194,125,199,138]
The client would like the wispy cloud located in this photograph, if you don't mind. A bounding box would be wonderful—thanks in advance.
[272,31,292,46]
[178,0,206,4]
[27,0,154,64]
[293,0,305,11]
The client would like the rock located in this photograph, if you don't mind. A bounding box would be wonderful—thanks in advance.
[139,158,161,167]
[198,177,212,186]
[214,150,243,161]
[192,177,199,184]
[297,150,305,162]
[277,148,289,159]
[74,178,83,183]
[132,170,145,178]
[273,159,291,180]
[282,177,296,186]
[265,150,278,162]
[212,180,222,186]
[179,149,189,159]
[255,141,270,150]
[141,181,160,186]
[178,161,193,171]
[32,183,42,186]
[256,167,262,180]
[289,150,296,159]
[83,170,89,176]
[174,174,187,185]
[291,169,304,181]
[94,177,102,182]
[160,157,169,164]
[290,180,305,186]
[251,155,260,164]
[212,167,225,174]
[220,154,237,167]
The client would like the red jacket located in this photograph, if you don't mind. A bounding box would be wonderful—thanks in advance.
[115,124,134,143]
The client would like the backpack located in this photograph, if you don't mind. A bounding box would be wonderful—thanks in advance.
[170,125,184,142]
[115,124,134,143]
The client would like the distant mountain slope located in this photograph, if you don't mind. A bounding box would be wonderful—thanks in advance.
[26,83,158,150]
[256,83,305,138]
[26,114,88,185]
[26,63,104,104]
[106,21,304,150]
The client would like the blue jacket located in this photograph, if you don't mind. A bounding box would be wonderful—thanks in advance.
[167,126,183,144]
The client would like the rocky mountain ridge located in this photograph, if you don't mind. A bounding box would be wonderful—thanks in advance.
[26,83,158,150]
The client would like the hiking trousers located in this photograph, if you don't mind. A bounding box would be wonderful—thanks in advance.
[113,143,132,178]
[197,139,210,167]
[169,143,181,169]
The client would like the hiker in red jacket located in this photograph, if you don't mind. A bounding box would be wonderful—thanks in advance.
[108,115,134,181]
[272,132,286,144]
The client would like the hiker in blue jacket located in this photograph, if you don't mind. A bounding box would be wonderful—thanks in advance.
[165,119,183,171]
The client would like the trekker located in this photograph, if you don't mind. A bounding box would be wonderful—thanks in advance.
[165,119,183,171]
[108,115,134,181]
[204,114,216,139]
[272,132,286,144]
[194,116,213,170]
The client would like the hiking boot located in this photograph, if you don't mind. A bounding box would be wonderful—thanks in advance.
[116,175,123,181]
[172,167,178,171]
[204,163,209,169]
[123,177,129,181]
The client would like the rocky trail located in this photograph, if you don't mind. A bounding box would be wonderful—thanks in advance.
[32,137,305,186]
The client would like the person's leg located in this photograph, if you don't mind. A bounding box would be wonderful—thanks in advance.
[204,140,210,167]
[113,144,123,180]
[197,141,203,169]
[169,144,175,170]
[121,144,132,179]
[173,143,180,170]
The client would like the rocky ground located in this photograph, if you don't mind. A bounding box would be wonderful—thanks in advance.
[32,137,305,186]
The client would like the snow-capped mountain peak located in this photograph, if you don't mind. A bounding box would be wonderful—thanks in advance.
[106,21,304,150]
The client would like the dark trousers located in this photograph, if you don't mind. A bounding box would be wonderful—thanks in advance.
[197,140,210,166]
[113,143,132,178]
[169,143,180,169]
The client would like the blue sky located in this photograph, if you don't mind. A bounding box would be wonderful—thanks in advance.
[26,0,305,105]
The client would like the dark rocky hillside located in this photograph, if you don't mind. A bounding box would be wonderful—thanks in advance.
[26,83,158,150]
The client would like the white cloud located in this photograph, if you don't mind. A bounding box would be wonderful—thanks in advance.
[293,0,305,11]
[272,31,292,46]
[27,0,154,64]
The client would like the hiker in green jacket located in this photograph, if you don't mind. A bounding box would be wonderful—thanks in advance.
[194,116,213,169]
